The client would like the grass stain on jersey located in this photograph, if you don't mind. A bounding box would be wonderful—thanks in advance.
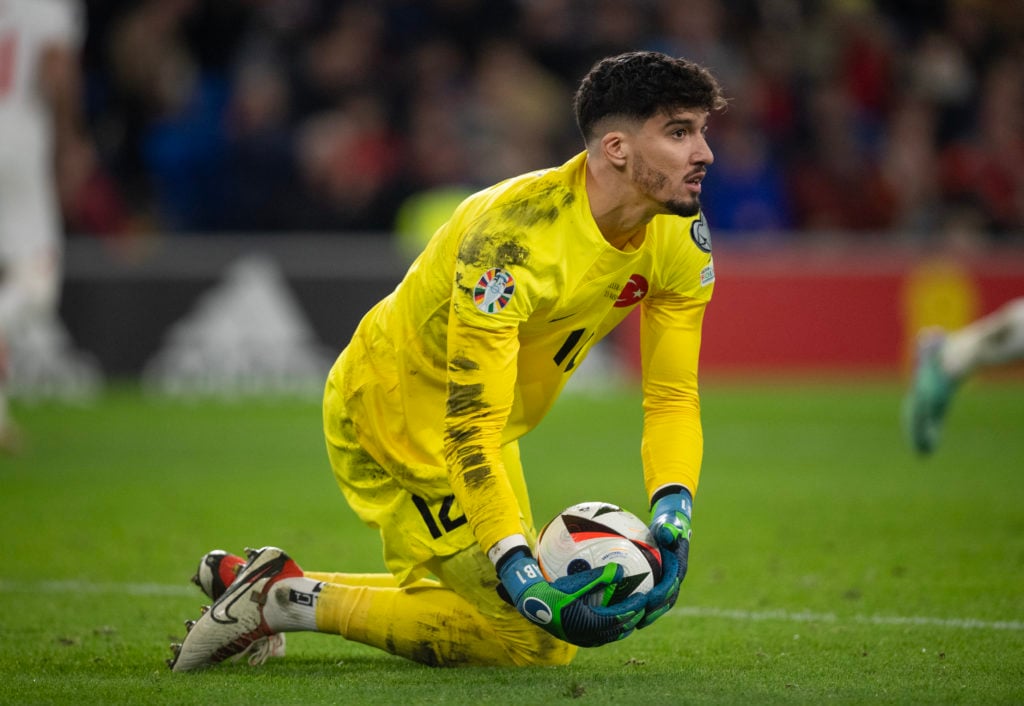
[502,199,559,228]
[445,378,490,486]
[459,227,531,269]
[446,425,480,445]
[449,356,479,371]
[502,182,575,227]
[457,183,575,268]
[446,381,486,416]
[461,464,492,488]
[444,379,493,489]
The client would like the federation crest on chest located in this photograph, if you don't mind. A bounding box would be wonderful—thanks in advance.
[613,274,649,307]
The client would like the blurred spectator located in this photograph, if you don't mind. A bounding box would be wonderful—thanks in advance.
[466,39,567,184]
[938,53,1024,236]
[878,96,942,236]
[102,0,201,229]
[221,57,298,231]
[402,39,475,190]
[75,0,1024,240]
[290,4,389,118]
[649,0,744,89]
[516,0,589,83]
[907,30,975,143]
[698,68,794,235]
[292,94,404,231]
[788,82,898,232]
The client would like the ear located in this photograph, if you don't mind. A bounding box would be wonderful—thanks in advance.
[601,131,629,168]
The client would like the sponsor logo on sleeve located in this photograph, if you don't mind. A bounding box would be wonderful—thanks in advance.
[473,267,516,313]
[700,261,715,287]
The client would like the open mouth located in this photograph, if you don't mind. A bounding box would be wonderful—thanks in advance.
[685,172,706,192]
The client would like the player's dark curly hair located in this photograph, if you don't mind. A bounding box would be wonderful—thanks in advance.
[573,51,727,143]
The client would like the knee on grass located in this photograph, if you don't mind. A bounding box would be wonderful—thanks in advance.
[502,628,578,667]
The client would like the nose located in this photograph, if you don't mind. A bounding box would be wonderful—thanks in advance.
[694,134,714,166]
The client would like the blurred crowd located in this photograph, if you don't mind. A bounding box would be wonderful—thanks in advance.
[72,0,1024,242]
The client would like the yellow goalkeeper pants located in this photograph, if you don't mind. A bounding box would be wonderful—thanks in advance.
[317,376,576,667]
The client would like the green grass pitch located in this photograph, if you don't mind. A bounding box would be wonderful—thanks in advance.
[1,380,1022,704]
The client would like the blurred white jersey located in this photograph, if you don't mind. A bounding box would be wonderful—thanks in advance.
[0,0,83,258]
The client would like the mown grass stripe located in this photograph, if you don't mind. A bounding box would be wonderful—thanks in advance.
[2,579,1019,631]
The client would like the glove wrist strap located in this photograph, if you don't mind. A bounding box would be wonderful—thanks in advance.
[650,486,693,518]
[650,483,685,506]
[489,534,531,572]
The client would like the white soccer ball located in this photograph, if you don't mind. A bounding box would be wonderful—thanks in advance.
[536,501,662,606]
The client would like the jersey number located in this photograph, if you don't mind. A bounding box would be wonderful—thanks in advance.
[413,493,467,539]
[553,328,593,372]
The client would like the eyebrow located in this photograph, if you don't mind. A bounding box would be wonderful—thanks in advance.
[663,116,706,132]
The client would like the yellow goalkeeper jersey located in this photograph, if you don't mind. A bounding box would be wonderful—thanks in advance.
[329,151,715,556]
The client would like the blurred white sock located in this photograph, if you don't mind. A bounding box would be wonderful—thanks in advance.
[942,298,1024,379]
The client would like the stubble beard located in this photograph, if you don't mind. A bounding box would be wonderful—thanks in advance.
[633,153,702,218]
[665,197,701,218]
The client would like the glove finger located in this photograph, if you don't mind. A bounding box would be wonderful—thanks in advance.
[600,604,644,633]
[632,537,689,630]
[638,582,679,629]
[590,618,639,647]
[676,539,690,582]
[647,574,679,608]
[642,550,679,612]
[564,613,629,648]
[655,522,682,547]
[637,604,669,629]
[622,608,644,631]
[569,597,644,645]
[614,589,648,617]
[657,547,680,588]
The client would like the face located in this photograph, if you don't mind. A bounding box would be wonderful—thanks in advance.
[628,109,714,217]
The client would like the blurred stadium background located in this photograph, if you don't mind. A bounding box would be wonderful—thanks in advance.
[18,0,1024,399]
[4,5,1023,699]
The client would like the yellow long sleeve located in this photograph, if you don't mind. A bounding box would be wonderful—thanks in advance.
[640,292,707,500]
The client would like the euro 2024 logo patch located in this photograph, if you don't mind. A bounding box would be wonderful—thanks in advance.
[474,267,516,313]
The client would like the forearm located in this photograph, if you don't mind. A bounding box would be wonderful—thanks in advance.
[639,294,706,499]
[443,318,525,556]
[641,393,702,500]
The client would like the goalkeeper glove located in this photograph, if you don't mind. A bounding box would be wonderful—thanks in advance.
[638,487,692,629]
[496,548,646,647]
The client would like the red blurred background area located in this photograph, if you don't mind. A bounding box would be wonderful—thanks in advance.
[616,245,1024,378]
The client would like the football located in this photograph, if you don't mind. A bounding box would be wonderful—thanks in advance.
[536,501,662,606]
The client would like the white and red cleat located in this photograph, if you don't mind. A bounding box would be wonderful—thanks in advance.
[172,547,300,671]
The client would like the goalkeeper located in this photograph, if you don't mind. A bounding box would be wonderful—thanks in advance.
[171,50,725,671]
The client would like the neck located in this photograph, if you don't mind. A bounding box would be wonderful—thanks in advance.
[585,155,654,251]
